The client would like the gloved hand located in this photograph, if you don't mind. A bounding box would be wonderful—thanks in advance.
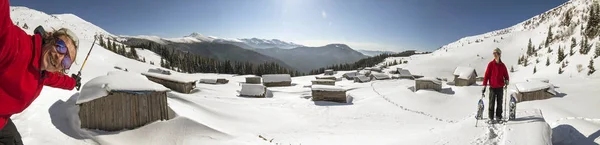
[482,87,486,94]
[71,74,82,90]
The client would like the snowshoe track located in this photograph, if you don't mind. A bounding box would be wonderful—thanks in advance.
[371,82,458,123]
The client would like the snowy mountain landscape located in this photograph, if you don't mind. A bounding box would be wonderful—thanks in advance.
[5,0,600,145]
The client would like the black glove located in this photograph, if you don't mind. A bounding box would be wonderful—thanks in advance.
[71,74,82,90]
[482,87,486,94]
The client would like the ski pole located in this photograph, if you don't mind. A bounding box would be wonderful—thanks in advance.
[75,35,97,90]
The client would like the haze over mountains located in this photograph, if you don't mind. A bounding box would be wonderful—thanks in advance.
[121,34,370,72]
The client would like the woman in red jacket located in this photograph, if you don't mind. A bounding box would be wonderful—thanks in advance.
[482,48,510,122]
[1,0,81,144]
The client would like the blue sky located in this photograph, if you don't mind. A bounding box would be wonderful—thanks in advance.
[11,0,567,51]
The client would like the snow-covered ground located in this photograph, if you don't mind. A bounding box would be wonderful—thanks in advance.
[6,0,600,144]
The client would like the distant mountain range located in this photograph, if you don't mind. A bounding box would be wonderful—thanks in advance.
[121,34,368,72]
[357,50,397,56]
[255,44,368,72]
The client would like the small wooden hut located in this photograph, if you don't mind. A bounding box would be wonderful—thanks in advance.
[393,68,414,80]
[359,70,372,77]
[415,77,442,92]
[311,79,335,86]
[142,71,197,94]
[324,69,335,75]
[354,75,371,83]
[199,78,229,85]
[246,76,262,84]
[311,85,347,103]
[240,84,267,98]
[370,67,383,73]
[343,72,359,80]
[513,82,556,102]
[262,74,292,87]
[78,72,171,131]
[369,73,390,80]
[453,66,477,86]
[315,75,336,81]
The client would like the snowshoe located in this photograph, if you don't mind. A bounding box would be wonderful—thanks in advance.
[509,96,517,120]
[476,99,484,120]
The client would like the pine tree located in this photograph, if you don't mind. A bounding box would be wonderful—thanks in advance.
[562,8,572,26]
[527,38,534,56]
[112,41,117,52]
[589,58,596,75]
[559,67,563,74]
[99,37,105,48]
[107,39,112,51]
[596,42,600,58]
[546,57,550,66]
[130,46,139,60]
[571,37,576,56]
[510,66,515,72]
[558,46,566,63]
[545,26,553,47]
[533,66,537,74]
[524,56,529,67]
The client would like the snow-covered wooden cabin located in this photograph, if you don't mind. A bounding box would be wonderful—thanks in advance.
[354,75,371,83]
[78,72,171,131]
[142,70,197,94]
[359,70,372,77]
[312,79,335,86]
[311,85,347,103]
[315,75,336,81]
[240,84,267,98]
[453,66,477,86]
[370,67,383,73]
[369,73,390,80]
[262,74,292,87]
[199,78,229,85]
[246,76,262,84]
[342,72,359,80]
[324,69,335,75]
[148,68,171,75]
[513,82,557,102]
[393,68,414,80]
[415,77,442,92]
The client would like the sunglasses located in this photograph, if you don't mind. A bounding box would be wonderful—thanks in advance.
[55,40,72,70]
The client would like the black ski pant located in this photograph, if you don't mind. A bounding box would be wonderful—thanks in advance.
[488,87,504,120]
[0,119,23,145]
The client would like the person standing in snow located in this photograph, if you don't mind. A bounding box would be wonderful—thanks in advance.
[0,0,82,144]
[482,48,509,122]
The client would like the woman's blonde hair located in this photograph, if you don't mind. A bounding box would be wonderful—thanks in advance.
[42,28,79,73]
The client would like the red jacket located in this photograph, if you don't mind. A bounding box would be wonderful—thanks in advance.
[482,60,509,88]
[0,0,76,129]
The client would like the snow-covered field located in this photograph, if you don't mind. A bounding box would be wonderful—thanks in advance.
[6,0,600,144]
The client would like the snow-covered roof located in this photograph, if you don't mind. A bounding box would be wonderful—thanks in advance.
[240,84,266,96]
[343,72,359,77]
[148,68,171,75]
[453,66,476,79]
[526,78,550,83]
[262,74,291,83]
[515,82,554,94]
[398,69,413,77]
[417,77,442,85]
[316,75,336,79]
[370,73,390,79]
[359,70,371,75]
[325,69,334,72]
[370,67,382,71]
[77,71,170,104]
[141,71,196,83]
[199,79,217,84]
[354,75,371,82]
[312,79,335,82]
[311,85,345,92]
